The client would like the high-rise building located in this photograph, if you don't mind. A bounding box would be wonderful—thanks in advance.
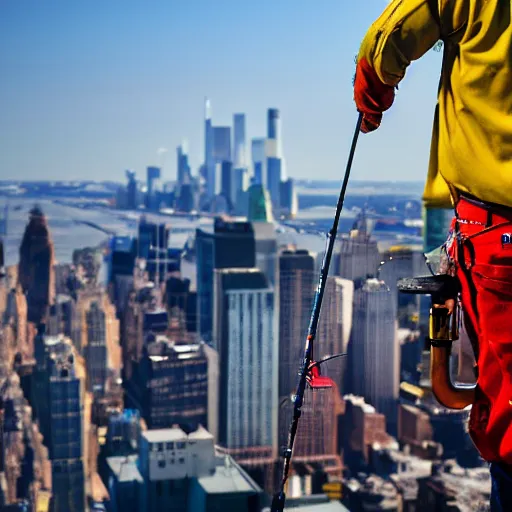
[253,223,278,286]
[212,128,231,165]
[233,167,249,212]
[213,268,278,456]
[337,213,381,283]
[266,157,282,210]
[247,185,273,223]
[278,250,315,401]
[177,142,190,187]
[233,113,246,167]
[204,98,215,199]
[280,178,298,219]
[18,206,55,324]
[220,161,234,210]
[316,277,354,392]
[127,337,212,433]
[85,301,108,394]
[146,166,161,209]
[196,218,256,343]
[267,108,280,141]
[126,170,137,210]
[251,139,265,186]
[350,278,399,434]
[31,333,85,512]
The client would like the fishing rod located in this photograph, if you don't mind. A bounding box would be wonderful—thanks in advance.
[271,112,363,512]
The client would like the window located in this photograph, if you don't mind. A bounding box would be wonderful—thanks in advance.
[158,460,166,468]
[166,442,174,450]
[179,457,185,464]
[158,443,164,452]
[176,442,186,449]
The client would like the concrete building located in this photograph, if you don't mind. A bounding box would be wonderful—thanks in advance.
[126,336,213,433]
[106,426,263,512]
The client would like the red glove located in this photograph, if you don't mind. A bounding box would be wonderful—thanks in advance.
[354,58,395,133]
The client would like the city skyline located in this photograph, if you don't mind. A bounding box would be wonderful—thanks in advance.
[1,0,442,183]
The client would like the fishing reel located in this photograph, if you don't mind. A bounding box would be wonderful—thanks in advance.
[398,274,475,409]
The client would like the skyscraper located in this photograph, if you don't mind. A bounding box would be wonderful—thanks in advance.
[350,278,399,434]
[267,108,281,146]
[266,157,282,210]
[125,170,137,210]
[176,142,190,187]
[278,250,315,402]
[213,127,231,165]
[247,185,273,223]
[337,213,381,282]
[233,113,246,167]
[85,301,107,394]
[220,160,235,210]
[18,206,55,324]
[213,268,278,456]
[316,276,354,392]
[146,166,161,207]
[196,218,256,343]
[280,178,298,219]
[204,98,215,198]
[251,138,265,186]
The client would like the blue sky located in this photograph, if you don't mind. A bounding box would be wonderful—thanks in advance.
[0,0,442,183]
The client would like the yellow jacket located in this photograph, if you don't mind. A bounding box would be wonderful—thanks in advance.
[358,0,512,208]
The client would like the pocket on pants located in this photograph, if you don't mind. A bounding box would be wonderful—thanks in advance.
[472,263,512,358]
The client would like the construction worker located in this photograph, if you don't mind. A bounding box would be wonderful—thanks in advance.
[354,1,512,509]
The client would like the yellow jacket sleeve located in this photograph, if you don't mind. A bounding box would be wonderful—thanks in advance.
[357,0,442,86]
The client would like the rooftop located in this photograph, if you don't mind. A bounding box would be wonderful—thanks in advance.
[282,495,350,511]
[188,425,214,441]
[197,453,262,495]
[106,454,143,483]
[142,427,187,443]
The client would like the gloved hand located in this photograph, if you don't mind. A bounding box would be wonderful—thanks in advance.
[354,58,395,133]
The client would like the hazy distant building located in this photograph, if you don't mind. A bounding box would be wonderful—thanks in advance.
[278,250,315,399]
[247,185,273,223]
[251,139,265,186]
[280,178,298,218]
[126,170,137,210]
[253,222,278,287]
[177,142,191,187]
[146,166,161,209]
[233,113,246,167]
[316,277,354,392]
[220,161,234,210]
[204,98,215,198]
[196,218,256,343]
[350,279,399,434]
[266,157,282,210]
[213,268,278,456]
[18,206,55,324]
[337,213,381,283]
[85,301,108,394]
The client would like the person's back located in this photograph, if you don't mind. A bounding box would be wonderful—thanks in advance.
[354,1,512,509]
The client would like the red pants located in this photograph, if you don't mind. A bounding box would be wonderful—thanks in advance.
[448,193,512,465]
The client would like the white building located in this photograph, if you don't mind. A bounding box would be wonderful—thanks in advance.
[213,268,278,457]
